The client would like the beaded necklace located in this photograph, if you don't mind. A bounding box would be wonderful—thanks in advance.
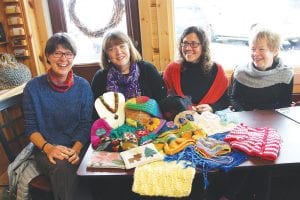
[99,92,119,119]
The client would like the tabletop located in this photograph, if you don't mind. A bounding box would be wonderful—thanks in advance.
[77,109,300,176]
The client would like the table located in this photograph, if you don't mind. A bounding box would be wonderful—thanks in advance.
[78,109,300,176]
[77,109,300,199]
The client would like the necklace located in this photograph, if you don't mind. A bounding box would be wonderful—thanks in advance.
[99,92,119,119]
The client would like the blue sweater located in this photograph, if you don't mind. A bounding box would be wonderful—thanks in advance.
[23,74,93,147]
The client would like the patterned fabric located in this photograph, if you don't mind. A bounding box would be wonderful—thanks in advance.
[120,143,163,169]
[195,137,231,158]
[47,68,74,92]
[224,123,281,161]
[106,63,141,99]
[90,118,112,150]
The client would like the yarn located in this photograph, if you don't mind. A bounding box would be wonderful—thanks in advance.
[0,53,31,90]
[164,145,247,188]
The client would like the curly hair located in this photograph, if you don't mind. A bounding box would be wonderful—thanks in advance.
[178,26,213,73]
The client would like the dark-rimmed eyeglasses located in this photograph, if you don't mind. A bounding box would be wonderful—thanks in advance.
[52,51,74,59]
[181,41,201,48]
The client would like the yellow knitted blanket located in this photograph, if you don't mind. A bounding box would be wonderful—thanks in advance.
[132,160,196,197]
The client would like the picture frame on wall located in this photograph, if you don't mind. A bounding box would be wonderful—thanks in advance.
[0,22,7,43]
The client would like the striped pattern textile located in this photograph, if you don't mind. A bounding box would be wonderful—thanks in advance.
[224,123,281,161]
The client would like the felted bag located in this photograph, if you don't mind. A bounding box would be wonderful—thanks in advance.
[160,95,192,121]
[0,53,31,90]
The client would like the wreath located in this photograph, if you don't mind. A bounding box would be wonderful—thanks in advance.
[68,0,125,38]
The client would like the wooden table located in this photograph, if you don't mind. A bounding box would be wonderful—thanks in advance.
[77,109,300,176]
[77,109,300,199]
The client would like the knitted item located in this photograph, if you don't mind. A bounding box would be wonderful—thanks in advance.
[224,123,281,161]
[125,109,152,126]
[159,95,192,121]
[0,53,31,90]
[215,108,240,125]
[164,146,248,188]
[153,121,206,154]
[195,137,231,158]
[125,96,162,118]
[234,58,293,88]
[132,160,196,197]
[145,117,166,134]
[175,110,236,136]
[163,135,195,155]
[120,143,164,169]
[155,121,206,144]
[90,119,112,150]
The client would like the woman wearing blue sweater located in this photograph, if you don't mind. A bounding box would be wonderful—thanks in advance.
[23,33,93,200]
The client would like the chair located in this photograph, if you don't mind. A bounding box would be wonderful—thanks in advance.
[0,93,53,200]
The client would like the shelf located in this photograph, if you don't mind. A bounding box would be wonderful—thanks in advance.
[0,42,9,46]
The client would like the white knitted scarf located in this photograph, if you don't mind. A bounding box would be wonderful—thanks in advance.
[234,58,294,88]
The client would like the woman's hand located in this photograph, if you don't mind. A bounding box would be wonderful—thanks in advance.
[192,104,213,113]
[44,145,79,164]
[67,149,80,164]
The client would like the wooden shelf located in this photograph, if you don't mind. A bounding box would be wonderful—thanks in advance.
[0,42,9,46]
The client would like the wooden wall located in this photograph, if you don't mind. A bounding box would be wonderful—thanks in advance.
[0,0,51,76]
[138,0,175,72]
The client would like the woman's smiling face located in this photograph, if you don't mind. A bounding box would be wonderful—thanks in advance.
[181,33,202,63]
[47,44,74,79]
[251,38,278,70]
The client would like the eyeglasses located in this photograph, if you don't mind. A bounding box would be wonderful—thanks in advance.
[181,41,201,48]
[52,51,74,59]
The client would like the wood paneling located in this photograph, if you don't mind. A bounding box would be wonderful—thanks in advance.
[139,0,174,71]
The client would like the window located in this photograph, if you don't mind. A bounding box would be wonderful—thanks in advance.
[174,0,300,70]
[62,0,127,64]
[48,0,141,65]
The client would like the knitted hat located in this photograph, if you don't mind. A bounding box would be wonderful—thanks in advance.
[90,119,112,150]
[160,95,192,121]
[125,96,162,118]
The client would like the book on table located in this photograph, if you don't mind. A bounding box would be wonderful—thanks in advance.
[276,106,300,124]
[87,150,126,169]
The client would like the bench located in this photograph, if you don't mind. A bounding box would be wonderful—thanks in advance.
[0,92,53,200]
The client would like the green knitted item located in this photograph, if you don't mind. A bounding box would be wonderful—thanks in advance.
[125,96,162,118]
[0,53,31,90]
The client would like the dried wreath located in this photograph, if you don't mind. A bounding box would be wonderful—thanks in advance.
[68,0,125,38]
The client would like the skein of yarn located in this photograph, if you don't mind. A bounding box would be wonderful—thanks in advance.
[0,53,31,90]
